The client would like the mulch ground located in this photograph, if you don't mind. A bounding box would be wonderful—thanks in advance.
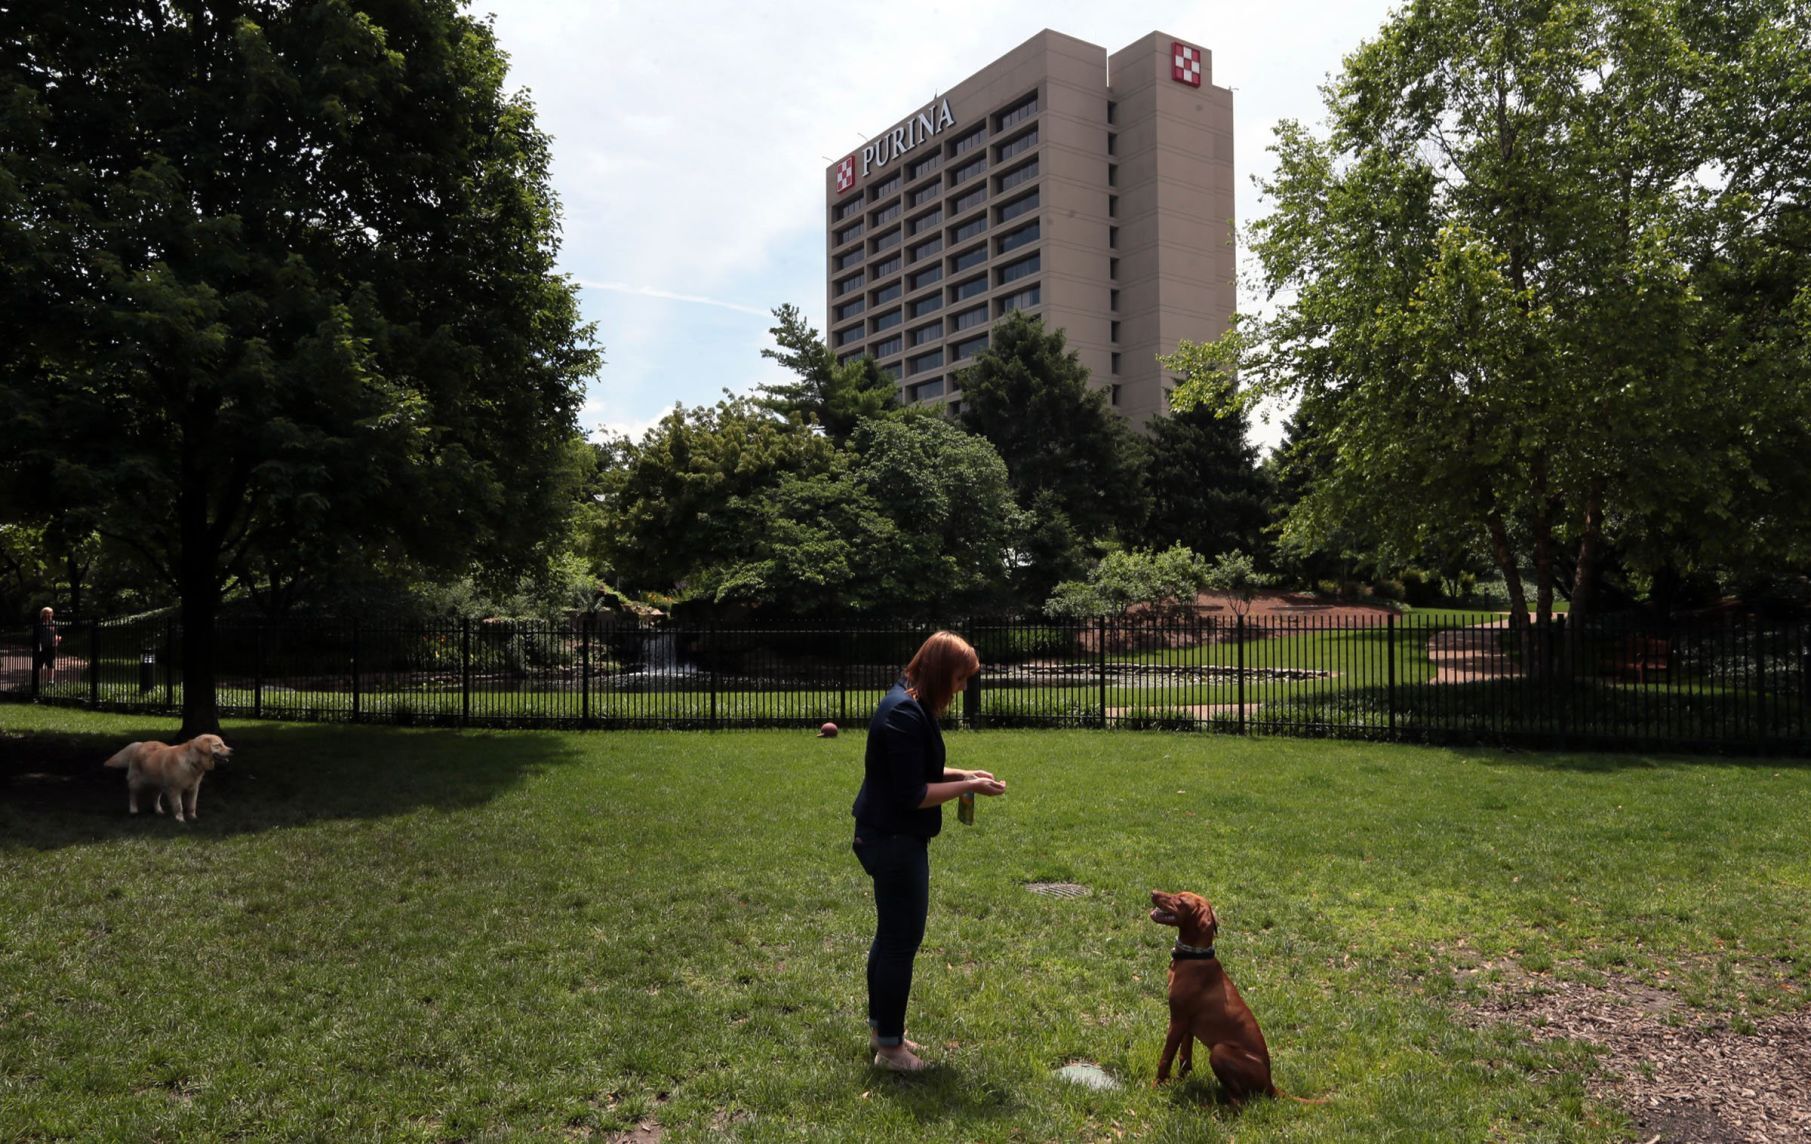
[1460,960,1811,1142]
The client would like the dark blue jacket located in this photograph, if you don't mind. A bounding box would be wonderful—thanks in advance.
[852,678,947,837]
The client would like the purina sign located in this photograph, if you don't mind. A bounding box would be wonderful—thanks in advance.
[835,98,958,196]
[1172,42,1202,86]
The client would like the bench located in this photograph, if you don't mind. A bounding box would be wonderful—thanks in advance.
[1615,636,1671,684]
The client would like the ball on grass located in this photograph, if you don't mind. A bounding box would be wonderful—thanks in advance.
[817,722,839,738]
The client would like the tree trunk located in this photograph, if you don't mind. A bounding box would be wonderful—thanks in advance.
[1570,481,1605,627]
[66,551,84,619]
[1485,511,1529,628]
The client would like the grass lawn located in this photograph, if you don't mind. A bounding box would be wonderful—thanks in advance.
[2,705,1807,1142]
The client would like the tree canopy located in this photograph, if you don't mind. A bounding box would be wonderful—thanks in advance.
[0,1,601,733]
[1167,0,1811,627]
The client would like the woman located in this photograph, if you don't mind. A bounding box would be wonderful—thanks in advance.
[851,630,1006,1072]
[32,606,59,685]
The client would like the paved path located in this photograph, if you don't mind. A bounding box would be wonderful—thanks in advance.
[1426,623,1520,684]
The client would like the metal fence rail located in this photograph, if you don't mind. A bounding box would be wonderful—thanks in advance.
[4,611,1806,752]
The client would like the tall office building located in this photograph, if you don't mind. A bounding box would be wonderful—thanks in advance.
[824,30,1234,425]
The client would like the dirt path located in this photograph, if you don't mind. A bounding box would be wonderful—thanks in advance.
[1426,623,1520,684]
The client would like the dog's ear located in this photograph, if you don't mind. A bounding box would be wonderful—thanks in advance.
[1191,897,1217,935]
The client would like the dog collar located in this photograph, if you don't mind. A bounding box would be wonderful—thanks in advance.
[1171,942,1216,961]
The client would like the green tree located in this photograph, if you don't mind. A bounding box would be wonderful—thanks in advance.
[1202,550,1274,619]
[0,1,601,735]
[1044,544,1211,620]
[700,413,1023,618]
[598,397,835,598]
[956,312,1147,600]
[1139,387,1273,566]
[1166,0,1811,636]
[756,304,897,444]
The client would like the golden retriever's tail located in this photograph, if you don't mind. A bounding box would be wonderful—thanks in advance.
[103,743,141,768]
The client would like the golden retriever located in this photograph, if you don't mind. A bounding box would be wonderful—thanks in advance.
[104,734,232,822]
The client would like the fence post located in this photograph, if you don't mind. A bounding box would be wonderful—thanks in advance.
[964,646,983,731]
[460,617,471,727]
[1387,612,1397,736]
[163,616,175,712]
[1752,616,1766,743]
[30,623,41,698]
[253,620,264,719]
[839,629,850,728]
[581,611,592,727]
[1236,614,1247,736]
[350,618,361,722]
[709,623,719,730]
[1097,616,1108,727]
[89,620,100,706]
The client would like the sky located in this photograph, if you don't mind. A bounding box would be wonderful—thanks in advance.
[470,0,1404,449]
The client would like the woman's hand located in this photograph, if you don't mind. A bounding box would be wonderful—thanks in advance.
[966,775,1006,797]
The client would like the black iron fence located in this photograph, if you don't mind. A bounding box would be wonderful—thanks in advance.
[4,610,1807,753]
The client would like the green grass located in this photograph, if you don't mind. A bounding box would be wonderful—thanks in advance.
[3,706,1808,1141]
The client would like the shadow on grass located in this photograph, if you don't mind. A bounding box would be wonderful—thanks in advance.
[863,1063,1027,1126]
[0,717,589,851]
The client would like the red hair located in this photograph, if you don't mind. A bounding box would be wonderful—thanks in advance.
[904,631,979,716]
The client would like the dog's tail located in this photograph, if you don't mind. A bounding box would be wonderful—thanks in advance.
[103,743,141,769]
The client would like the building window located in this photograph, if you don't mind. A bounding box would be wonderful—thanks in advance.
[835,247,864,270]
[997,285,1040,314]
[1109,257,1119,279]
[950,185,987,216]
[835,324,864,347]
[871,308,902,333]
[871,253,902,279]
[835,220,864,246]
[1110,320,1120,342]
[996,190,1038,224]
[834,197,863,221]
[834,297,866,321]
[995,129,1037,162]
[909,293,942,318]
[871,201,901,226]
[1108,194,1118,218]
[910,377,946,402]
[951,333,990,361]
[949,244,987,273]
[1110,288,1120,310]
[1110,383,1121,406]
[909,264,943,291]
[1106,101,1116,125]
[997,159,1038,192]
[948,275,987,303]
[872,280,902,305]
[881,362,901,379]
[906,151,941,181]
[872,334,903,358]
[995,220,1039,254]
[909,208,942,235]
[869,172,900,200]
[870,227,901,254]
[908,349,944,375]
[909,320,942,346]
[951,304,988,332]
[1111,351,1122,373]
[835,272,863,296]
[997,92,1038,131]
[1109,226,1119,249]
[996,253,1039,285]
[947,399,962,417]
[1107,163,1117,187]
[949,126,986,157]
[1107,132,1117,156]
[951,215,987,243]
[839,349,862,365]
[908,235,942,264]
[950,155,987,185]
[907,180,940,207]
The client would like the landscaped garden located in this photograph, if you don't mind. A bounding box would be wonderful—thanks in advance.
[3,704,1806,1141]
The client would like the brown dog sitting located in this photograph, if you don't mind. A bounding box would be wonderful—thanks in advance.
[104,734,232,823]
[1148,889,1324,1104]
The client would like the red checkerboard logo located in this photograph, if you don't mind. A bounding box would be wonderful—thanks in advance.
[835,155,857,194]
[1172,42,1202,87]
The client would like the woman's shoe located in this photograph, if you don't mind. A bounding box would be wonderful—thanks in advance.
[873,1047,928,1072]
[871,1034,922,1053]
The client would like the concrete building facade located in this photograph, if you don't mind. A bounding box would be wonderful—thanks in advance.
[824,29,1235,425]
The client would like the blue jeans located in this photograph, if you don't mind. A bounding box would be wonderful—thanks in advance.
[853,830,929,1046]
